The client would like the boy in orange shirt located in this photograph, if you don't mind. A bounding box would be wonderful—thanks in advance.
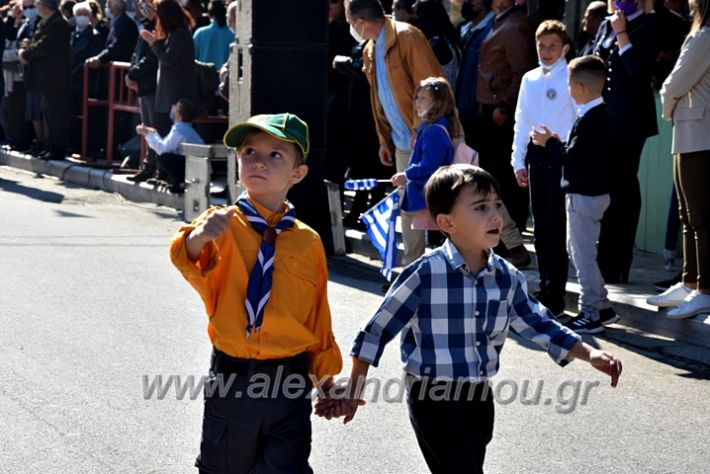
[170,113,342,473]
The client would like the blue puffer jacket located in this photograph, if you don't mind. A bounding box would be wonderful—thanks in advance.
[402,117,454,212]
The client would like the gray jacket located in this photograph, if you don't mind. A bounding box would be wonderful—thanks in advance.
[661,27,710,154]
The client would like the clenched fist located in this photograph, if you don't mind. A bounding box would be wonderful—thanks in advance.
[186,208,236,260]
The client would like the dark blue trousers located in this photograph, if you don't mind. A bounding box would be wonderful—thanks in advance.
[196,351,313,474]
[527,141,569,306]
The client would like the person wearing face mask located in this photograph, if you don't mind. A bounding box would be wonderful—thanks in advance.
[85,0,138,69]
[590,0,660,284]
[69,3,100,109]
[510,20,578,317]
[67,2,100,152]
[345,0,443,266]
[6,0,46,153]
[18,0,71,161]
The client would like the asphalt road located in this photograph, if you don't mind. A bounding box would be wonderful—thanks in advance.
[1,166,709,474]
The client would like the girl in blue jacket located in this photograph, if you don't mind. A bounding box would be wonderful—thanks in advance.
[391,76,458,249]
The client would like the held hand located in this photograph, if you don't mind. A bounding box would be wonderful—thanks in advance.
[531,125,553,147]
[515,169,529,188]
[391,172,407,188]
[378,144,394,167]
[492,107,508,126]
[314,385,366,422]
[611,10,627,35]
[139,29,157,46]
[18,49,27,65]
[589,349,623,387]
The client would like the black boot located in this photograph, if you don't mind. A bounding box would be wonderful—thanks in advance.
[127,167,156,183]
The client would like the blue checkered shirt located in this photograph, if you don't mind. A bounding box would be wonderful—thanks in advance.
[351,240,581,381]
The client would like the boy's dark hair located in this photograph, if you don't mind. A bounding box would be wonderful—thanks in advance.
[346,0,385,21]
[568,55,606,95]
[425,164,502,221]
[177,98,197,123]
[535,19,569,44]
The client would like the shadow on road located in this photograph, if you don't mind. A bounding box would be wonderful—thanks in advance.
[0,177,64,204]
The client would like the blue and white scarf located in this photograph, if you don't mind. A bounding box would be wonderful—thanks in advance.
[235,194,296,337]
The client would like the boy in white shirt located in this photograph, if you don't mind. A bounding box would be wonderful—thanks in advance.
[135,98,204,194]
[511,20,576,316]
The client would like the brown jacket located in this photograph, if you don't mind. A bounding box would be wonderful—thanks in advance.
[362,18,443,151]
[476,6,535,113]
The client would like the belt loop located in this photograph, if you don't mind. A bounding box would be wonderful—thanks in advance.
[211,348,224,374]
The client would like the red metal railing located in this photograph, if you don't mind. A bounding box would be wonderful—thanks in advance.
[80,61,228,167]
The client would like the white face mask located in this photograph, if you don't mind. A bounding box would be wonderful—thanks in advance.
[104,7,112,20]
[538,45,570,72]
[349,23,366,44]
[75,15,90,27]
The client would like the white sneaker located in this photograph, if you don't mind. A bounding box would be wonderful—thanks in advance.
[666,292,710,319]
[646,282,692,307]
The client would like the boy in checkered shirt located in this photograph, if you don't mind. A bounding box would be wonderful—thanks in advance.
[317,164,622,473]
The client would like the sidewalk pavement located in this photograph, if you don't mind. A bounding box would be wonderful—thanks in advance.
[3,148,709,358]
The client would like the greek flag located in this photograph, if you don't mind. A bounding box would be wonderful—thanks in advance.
[361,190,400,281]
[344,179,378,191]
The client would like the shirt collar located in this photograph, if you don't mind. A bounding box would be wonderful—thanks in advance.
[443,239,495,276]
[541,58,568,75]
[577,97,604,117]
[625,9,643,22]
[375,23,385,44]
[246,195,289,226]
[470,11,496,33]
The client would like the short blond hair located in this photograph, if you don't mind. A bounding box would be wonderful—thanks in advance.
[535,19,569,44]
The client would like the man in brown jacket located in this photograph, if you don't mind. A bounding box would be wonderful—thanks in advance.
[345,0,443,264]
[476,0,535,233]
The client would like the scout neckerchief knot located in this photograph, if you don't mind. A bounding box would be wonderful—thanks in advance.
[235,194,296,338]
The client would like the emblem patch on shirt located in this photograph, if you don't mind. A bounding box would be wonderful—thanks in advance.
[546,88,557,100]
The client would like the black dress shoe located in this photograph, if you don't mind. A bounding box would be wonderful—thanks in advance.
[127,168,156,183]
[38,150,65,161]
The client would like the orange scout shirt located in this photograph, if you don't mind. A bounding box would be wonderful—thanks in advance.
[170,199,343,381]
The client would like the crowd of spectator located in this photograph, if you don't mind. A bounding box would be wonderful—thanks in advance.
[0,0,235,187]
[328,0,709,322]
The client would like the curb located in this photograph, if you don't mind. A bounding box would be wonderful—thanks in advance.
[0,150,182,210]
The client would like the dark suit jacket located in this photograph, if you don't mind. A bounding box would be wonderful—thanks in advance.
[592,13,660,140]
[547,103,613,196]
[152,26,196,113]
[70,26,102,87]
[23,11,70,92]
[127,20,158,97]
[97,13,138,64]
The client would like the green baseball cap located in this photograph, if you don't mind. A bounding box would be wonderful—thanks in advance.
[223,113,310,159]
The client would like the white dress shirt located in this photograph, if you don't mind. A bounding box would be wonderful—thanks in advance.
[511,60,577,172]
